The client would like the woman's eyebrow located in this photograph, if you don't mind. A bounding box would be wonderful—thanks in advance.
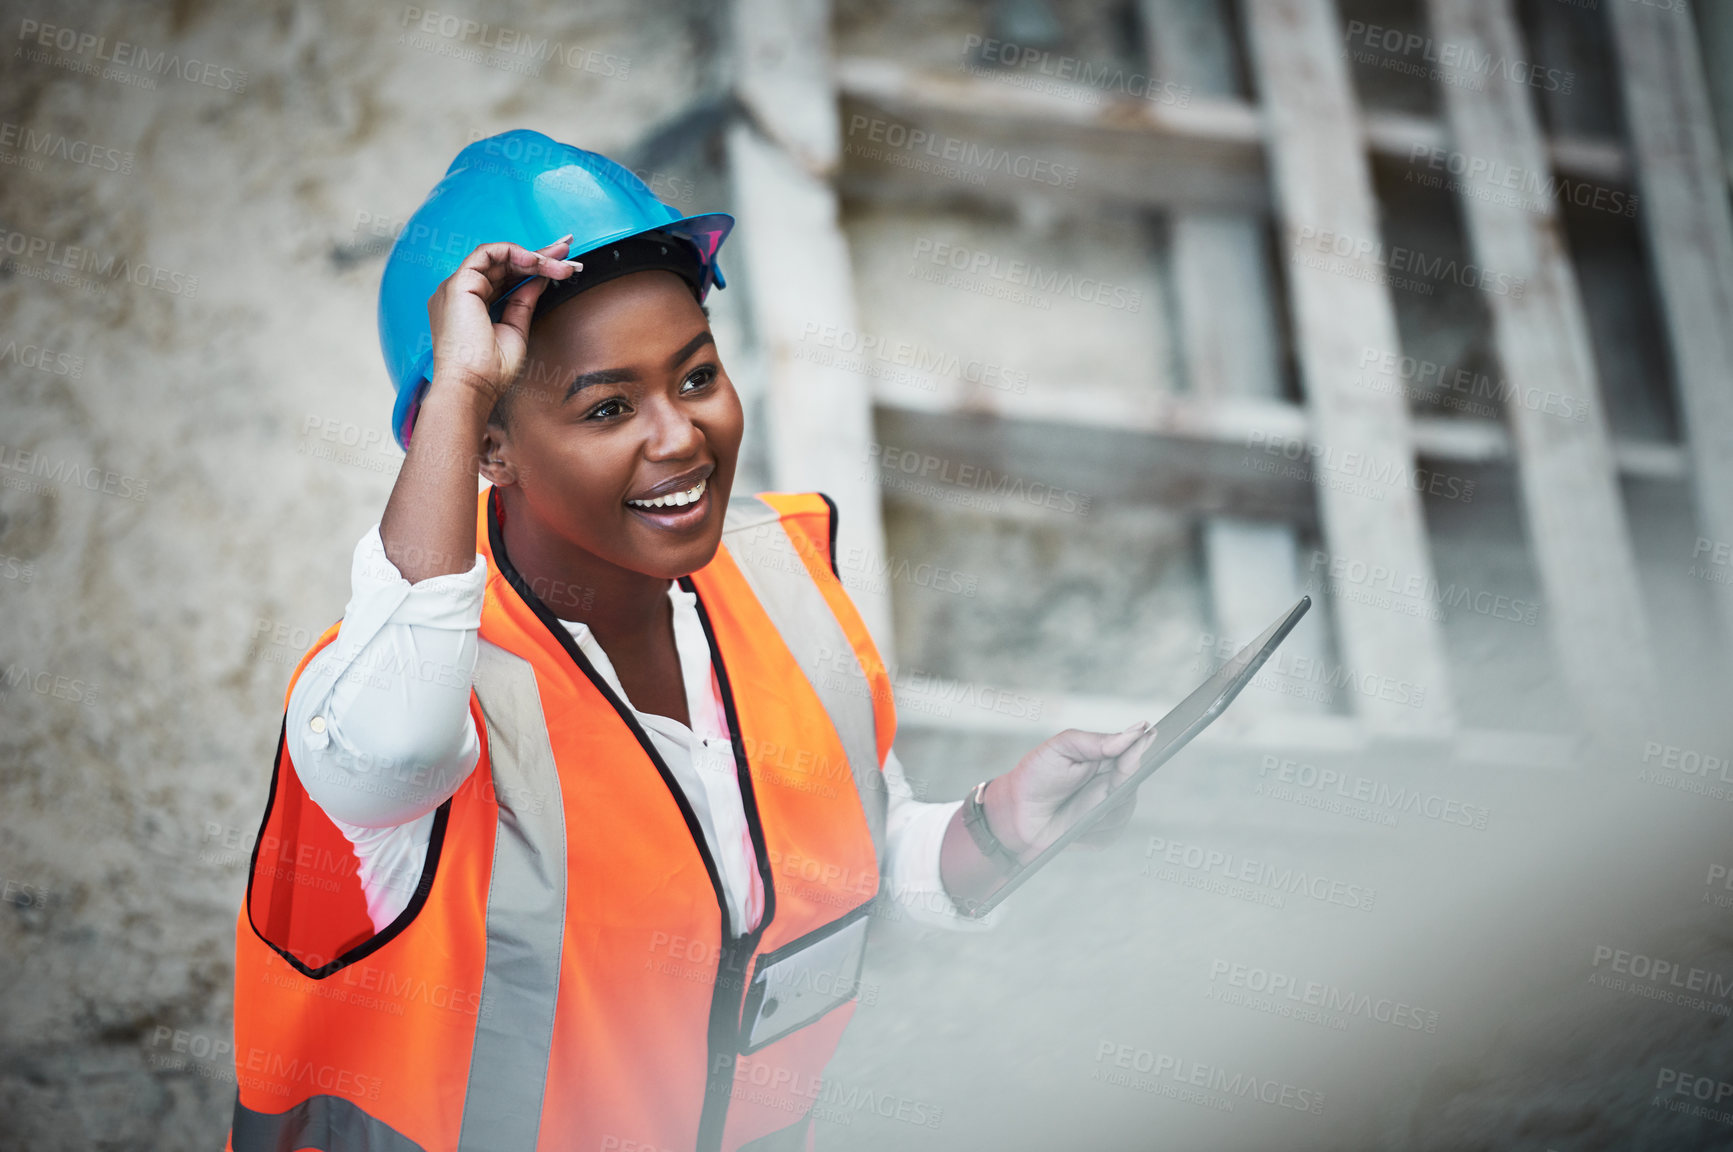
[561,332,715,401]
[563,367,636,401]
[666,331,715,368]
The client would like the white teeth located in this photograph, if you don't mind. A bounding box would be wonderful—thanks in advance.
[627,477,706,509]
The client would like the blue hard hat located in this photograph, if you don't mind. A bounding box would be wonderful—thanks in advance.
[377,129,733,449]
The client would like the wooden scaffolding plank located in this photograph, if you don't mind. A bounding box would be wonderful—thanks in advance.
[890,677,1575,768]
[834,55,1631,214]
[725,0,895,657]
[872,398,1318,523]
[1424,0,1656,725]
[1606,0,1733,651]
[1696,5,1733,181]
[1141,0,1327,708]
[1239,0,1455,736]
[835,56,1269,212]
[871,389,1686,518]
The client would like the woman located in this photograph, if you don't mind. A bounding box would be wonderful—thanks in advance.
[228,130,1157,1152]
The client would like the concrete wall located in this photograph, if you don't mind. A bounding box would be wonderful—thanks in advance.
[0,2,719,1145]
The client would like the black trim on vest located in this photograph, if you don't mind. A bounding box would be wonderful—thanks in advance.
[683,574,777,1152]
[752,896,872,972]
[244,722,453,981]
[682,576,779,939]
[485,489,733,924]
[232,1091,426,1152]
[814,491,841,578]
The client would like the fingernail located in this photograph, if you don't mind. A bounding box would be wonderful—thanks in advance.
[556,232,574,243]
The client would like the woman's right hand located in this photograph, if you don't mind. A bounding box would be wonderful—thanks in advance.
[424,235,583,405]
[381,237,580,583]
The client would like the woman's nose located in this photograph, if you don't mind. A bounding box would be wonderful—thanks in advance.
[641,398,704,458]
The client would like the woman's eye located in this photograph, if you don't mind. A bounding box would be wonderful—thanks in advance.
[681,366,716,393]
[585,398,627,420]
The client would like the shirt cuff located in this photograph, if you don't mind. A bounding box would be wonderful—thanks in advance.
[882,751,1001,931]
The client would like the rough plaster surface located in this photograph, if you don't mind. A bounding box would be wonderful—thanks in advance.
[0,2,715,1145]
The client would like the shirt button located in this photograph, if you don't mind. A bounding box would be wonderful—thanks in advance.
[309,716,327,734]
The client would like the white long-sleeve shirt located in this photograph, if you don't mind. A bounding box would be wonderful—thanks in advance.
[283,525,988,937]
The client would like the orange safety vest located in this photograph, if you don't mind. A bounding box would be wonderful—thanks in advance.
[228,489,898,1152]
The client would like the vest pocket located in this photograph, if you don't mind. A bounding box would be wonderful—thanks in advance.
[740,901,873,1052]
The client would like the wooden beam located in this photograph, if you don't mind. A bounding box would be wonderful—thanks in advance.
[870,389,1685,518]
[1142,0,1328,705]
[1239,0,1454,736]
[871,399,1319,524]
[833,56,1632,215]
[1606,0,1733,651]
[727,0,895,654]
[1695,2,1733,183]
[837,55,1269,211]
[889,677,1574,768]
[1425,0,1657,727]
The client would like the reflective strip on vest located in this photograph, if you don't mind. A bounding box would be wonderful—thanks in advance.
[232,1092,426,1152]
[720,497,888,865]
[457,640,569,1152]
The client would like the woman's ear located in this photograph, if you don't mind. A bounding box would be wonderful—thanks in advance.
[478,421,520,488]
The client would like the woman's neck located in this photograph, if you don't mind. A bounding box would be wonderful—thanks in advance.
[499,499,674,652]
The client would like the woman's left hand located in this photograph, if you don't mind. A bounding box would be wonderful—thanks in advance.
[984,722,1161,860]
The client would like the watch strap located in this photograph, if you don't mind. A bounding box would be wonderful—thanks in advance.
[962,780,1021,871]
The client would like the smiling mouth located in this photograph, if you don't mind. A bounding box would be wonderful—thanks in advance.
[625,476,706,510]
[623,476,713,530]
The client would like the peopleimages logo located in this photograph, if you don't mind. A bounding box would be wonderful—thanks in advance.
[0,228,199,298]
[1291,226,1526,298]
[798,321,1030,395]
[1197,637,1431,712]
[1342,20,1573,94]
[0,445,149,502]
[846,114,1077,190]
[1245,430,1477,504]
[1254,755,1490,830]
[1144,835,1377,912]
[2,664,100,708]
[1357,346,1587,423]
[1305,548,1540,627]
[0,122,134,174]
[0,339,84,378]
[17,19,250,92]
[1590,944,1733,1016]
[1092,1040,1324,1116]
[397,8,631,78]
[864,442,1092,516]
[960,35,1192,107]
[1208,960,1441,1034]
[1405,144,1637,219]
[909,239,1143,312]
[812,642,1046,723]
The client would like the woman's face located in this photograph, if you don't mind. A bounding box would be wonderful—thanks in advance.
[481,269,743,581]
